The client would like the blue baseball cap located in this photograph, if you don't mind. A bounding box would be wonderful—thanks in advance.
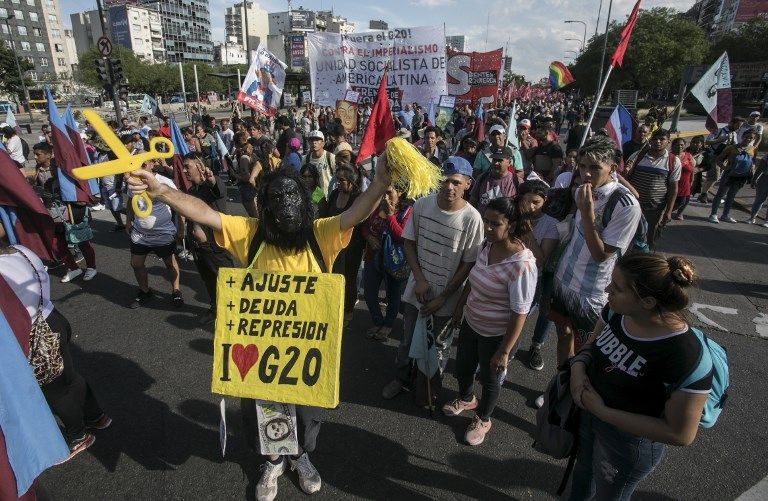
[442,156,473,180]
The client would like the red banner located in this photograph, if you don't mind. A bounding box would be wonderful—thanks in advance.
[446,48,502,106]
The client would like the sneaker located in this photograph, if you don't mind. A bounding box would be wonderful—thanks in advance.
[91,203,105,211]
[86,414,113,430]
[61,268,83,283]
[171,289,184,308]
[289,452,322,495]
[83,268,97,281]
[256,457,286,501]
[708,214,719,224]
[697,194,709,204]
[673,214,684,221]
[382,379,406,399]
[464,415,492,446]
[528,346,544,371]
[747,218,757,224]
[535,394,545,409]
[198,308,216,326]
[724,216,737,223]
[442,396,479,417]
[57,434,95,464]
[763,222,768,228]
[129,289,153,309]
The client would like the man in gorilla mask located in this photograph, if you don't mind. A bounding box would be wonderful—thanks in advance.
[127,159,391,501]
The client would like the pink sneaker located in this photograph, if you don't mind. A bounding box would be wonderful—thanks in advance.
[442,396,478,416]
[465,415,492,446]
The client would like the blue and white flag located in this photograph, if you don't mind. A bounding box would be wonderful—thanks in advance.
[605,103,634,152]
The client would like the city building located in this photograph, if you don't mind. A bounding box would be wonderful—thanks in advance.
[70,5,165,64]
[214,39,247,65]
[445,35,465,52]
[39,0,74,89]
[1,0,57,92]
[141,0,214,62]
[369,20,388,30]
[268,7,316,35]
[688,0,767,38]
[64,29,78,70]
[224,1,268,53]
[315,10,354,34]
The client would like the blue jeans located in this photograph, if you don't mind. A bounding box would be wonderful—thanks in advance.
[363,261,404,328]
[750,175,768,219]
[710,172,748,219]
[568,412,665,501]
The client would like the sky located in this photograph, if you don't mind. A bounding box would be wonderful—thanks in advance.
[59,0,695,80]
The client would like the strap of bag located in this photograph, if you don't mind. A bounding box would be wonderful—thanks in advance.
[556,454,578,496]
[15,248,44,318]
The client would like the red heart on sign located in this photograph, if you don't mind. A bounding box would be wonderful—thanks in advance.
[231,344,259,380]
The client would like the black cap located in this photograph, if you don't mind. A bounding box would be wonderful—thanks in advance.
[490,145,514,160]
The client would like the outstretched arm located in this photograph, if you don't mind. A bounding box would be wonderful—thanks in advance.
[339,154,391,231]
[125,170,223,231]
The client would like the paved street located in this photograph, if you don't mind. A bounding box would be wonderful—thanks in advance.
[37,183,768,500]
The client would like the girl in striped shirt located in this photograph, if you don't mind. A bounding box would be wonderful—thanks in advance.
[442,197,538,445]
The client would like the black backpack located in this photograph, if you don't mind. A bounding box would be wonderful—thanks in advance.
[20,137,30,160]
[246,227,327,272]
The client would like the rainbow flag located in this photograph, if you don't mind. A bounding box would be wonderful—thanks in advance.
[549,61,575,92]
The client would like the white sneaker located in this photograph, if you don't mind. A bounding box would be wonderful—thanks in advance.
[256,457,286,501]
[289,452,322,495]
[762,222,768,228]
[91,203,105,211]
[724,217,737,223]
[61,269,83,283]
[747,218,757,224]
[83,268,97,281]
[535,394,545,409]
[708,215,719,224]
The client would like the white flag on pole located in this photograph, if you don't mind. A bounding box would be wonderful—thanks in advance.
[690,52,732,132]
[237,44,287,117]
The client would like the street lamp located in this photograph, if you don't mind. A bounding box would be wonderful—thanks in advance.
[565,37,584,52]
[3,14,34,123]
[564,20,587,52]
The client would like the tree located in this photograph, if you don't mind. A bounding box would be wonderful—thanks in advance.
[503,72,529,87]
[570,7,709,97]
[710,17,768,63]
[0,42,34,100]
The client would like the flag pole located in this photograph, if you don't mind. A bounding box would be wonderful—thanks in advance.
[580,65,614,147]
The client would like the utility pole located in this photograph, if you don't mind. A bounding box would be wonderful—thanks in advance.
[242,1,250,65]
[95,0,122,122]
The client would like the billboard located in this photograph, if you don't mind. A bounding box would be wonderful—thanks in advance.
[291,10,316,32]
[307,26,447,111]
[109,5,131,50]
[290,35,305,69]
[446,48,502,105]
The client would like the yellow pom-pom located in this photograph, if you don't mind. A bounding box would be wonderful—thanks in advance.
[384,137,444,199]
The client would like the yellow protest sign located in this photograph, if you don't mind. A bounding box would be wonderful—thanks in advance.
[212,268,345,408]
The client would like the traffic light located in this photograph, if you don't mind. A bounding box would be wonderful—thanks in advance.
[95,59,109,83]
[110,58,123,83]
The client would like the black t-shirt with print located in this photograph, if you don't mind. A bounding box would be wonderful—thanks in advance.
[587,306,713,418]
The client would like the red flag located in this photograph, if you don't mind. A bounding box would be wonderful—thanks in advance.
[0,150,58,261]
[610,0,641,68]
[356,70,396,165]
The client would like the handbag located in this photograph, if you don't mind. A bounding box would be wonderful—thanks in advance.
[379,208,411,281]
[18,250,64,386]
[64,205,93,245]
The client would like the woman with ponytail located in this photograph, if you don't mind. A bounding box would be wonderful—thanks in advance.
[443,196,538,445]
[568,253,713,500]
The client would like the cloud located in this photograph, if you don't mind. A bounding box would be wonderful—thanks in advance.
[412,0,456,6]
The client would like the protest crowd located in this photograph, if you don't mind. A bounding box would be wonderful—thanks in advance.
[0,10,744,501]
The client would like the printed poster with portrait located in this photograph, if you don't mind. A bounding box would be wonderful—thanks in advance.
[335,100,358,134]
[237,44,288,117]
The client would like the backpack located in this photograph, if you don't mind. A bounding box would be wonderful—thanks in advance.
[532,367,580,495]
[671,327,729,428]
[379,207,411,281]
[730,149,753,177]
[246,227,327,272]
[602,187,649,255]
[20,137,30,160]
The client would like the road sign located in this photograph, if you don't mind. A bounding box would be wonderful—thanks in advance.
[97,36,113,57]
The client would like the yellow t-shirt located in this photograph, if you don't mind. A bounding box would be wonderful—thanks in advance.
[214,214,352,272]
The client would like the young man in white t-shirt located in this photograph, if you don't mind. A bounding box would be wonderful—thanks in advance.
[126,160,184,309]
[550,136,642,366]
[382,156,484,400]
[304,130,336,195]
